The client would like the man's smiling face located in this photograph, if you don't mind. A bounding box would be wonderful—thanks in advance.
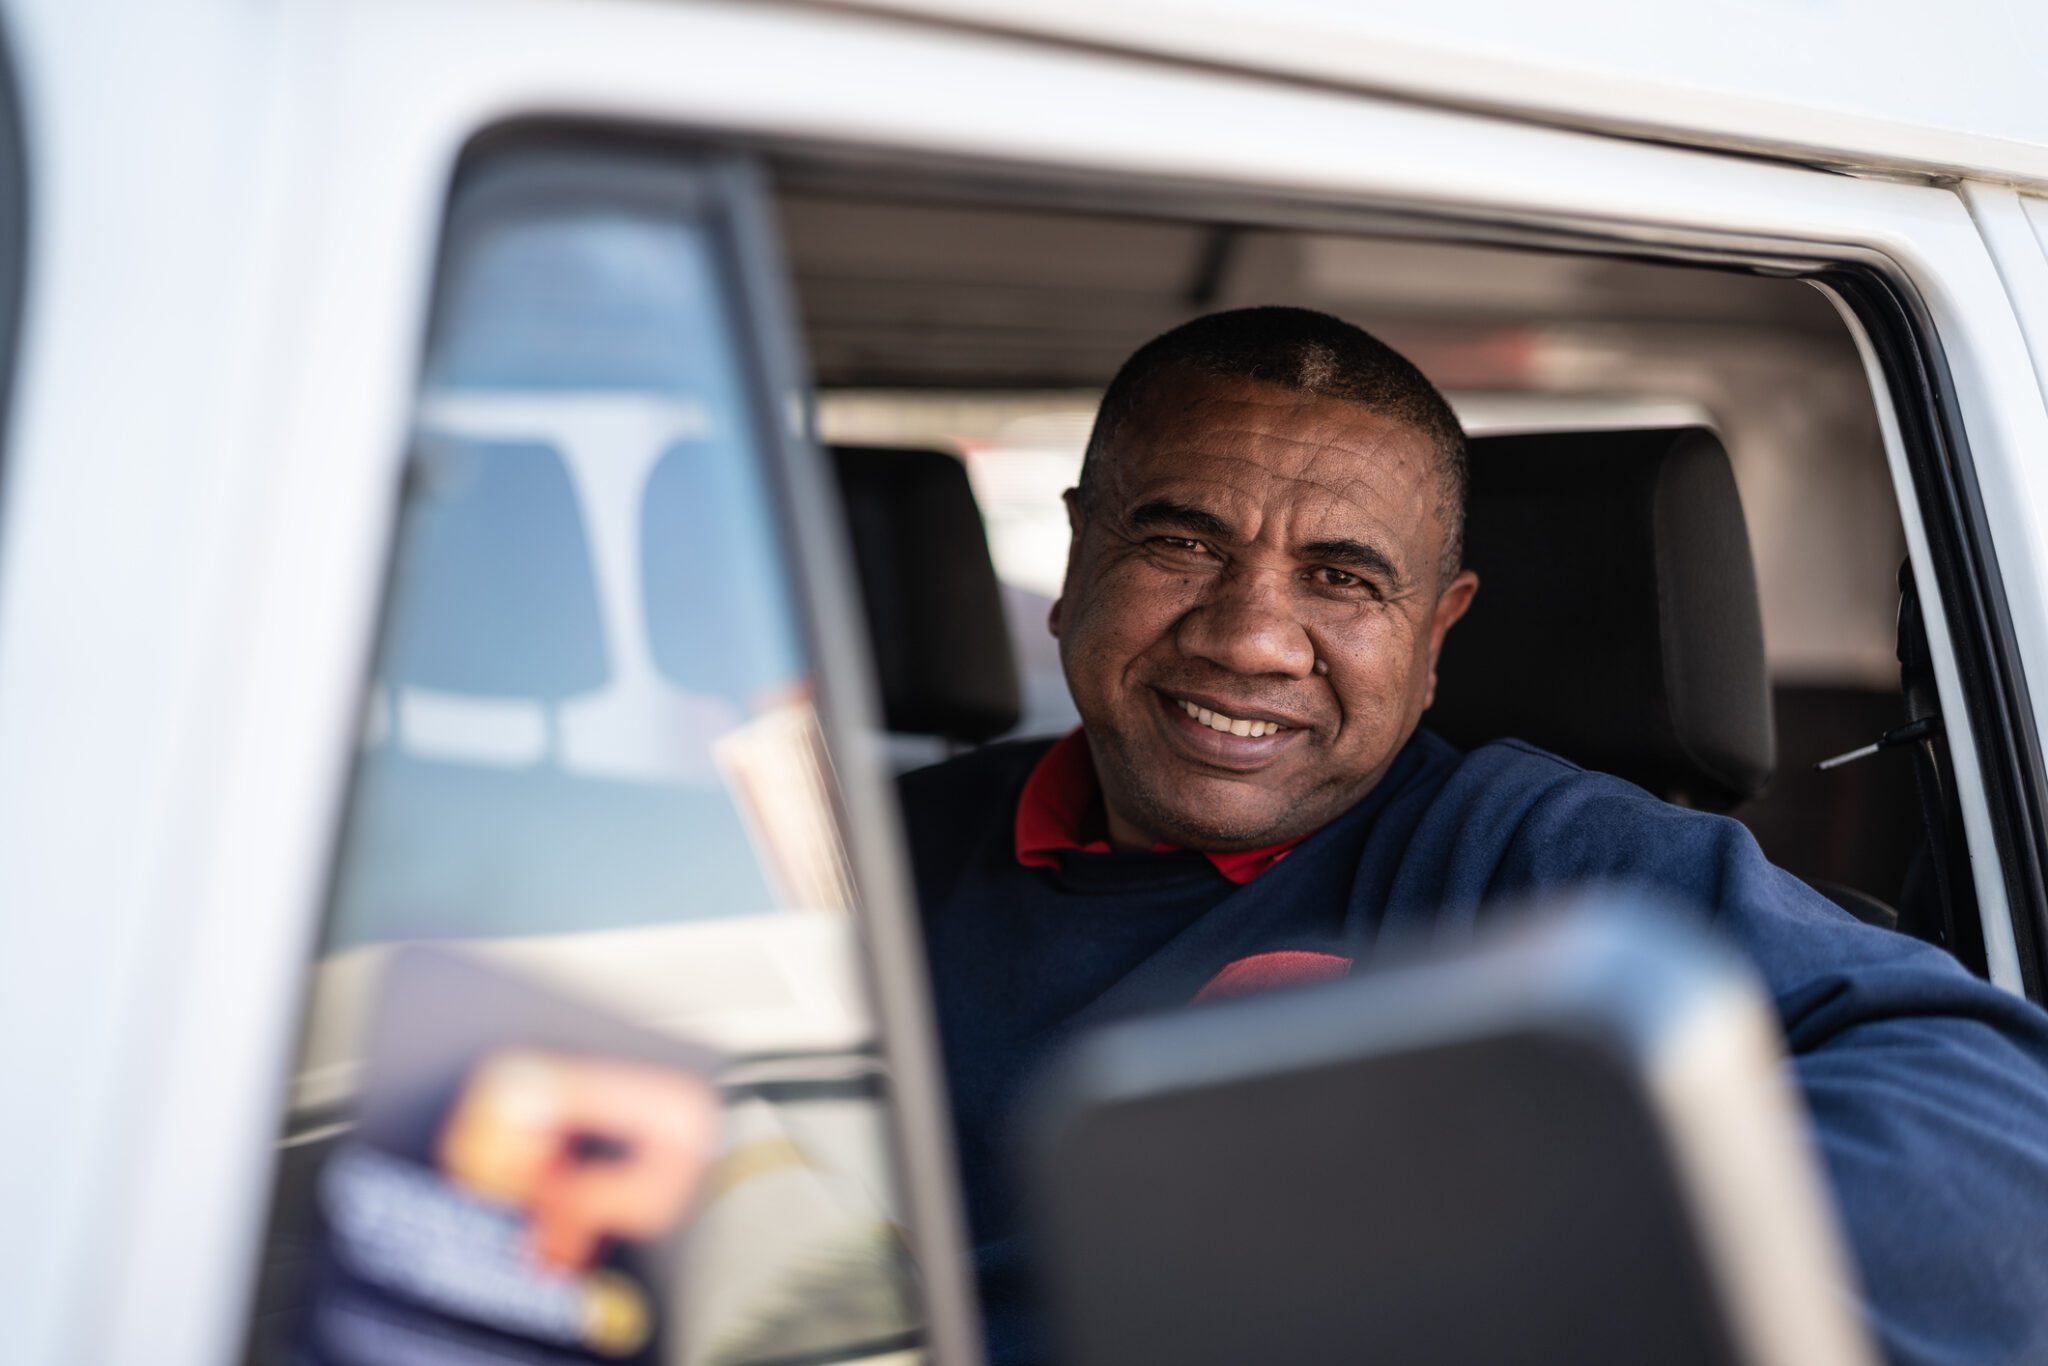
[1052,370,1479,851]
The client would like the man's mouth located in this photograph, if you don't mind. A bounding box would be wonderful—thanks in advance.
[1149,690,1307,770]
[1174,697,1289,738]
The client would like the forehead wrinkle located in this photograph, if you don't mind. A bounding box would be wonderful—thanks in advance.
[1172,379,1379,426]
[1131,451,1425,528]
[1132,420,1437,497]
[1137,422,1418,466]
[1124,461,1351,529]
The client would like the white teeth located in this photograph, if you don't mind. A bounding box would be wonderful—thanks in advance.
[1177,698,1284,738]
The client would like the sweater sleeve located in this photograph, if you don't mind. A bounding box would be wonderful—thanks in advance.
[1491,760,2048,1366]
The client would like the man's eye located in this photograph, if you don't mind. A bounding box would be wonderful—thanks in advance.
[1151,536,1210,556]
[1309,565,1379,597]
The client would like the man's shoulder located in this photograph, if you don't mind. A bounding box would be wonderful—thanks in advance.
[1416,729,1636,809]
[1418,730,1789,903]
[1456,735,1742,825]
[1411,729,1743,855]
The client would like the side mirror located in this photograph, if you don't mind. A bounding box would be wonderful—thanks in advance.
[1029,904,1875,1366]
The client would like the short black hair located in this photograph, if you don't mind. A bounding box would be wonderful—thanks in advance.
[1079,306,1468,581]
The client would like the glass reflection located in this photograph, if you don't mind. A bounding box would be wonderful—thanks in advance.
[248,188,919,1366]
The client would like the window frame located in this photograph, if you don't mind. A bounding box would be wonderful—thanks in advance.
[1814,267,2046,994]
[242,133,991,1365]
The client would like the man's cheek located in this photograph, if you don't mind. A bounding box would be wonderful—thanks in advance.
[1334,610,1427,671]
[1322,639,1425,724]
[1079,566,1193,642]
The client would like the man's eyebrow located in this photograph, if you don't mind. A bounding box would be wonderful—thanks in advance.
[1299,537,1405,586]
[1124,499,1235,540]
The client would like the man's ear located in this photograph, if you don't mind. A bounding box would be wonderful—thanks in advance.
[1050,487,1085,639]
[1422,569,1479,710]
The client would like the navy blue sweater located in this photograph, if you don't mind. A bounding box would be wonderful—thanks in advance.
[900,729,2048,1366]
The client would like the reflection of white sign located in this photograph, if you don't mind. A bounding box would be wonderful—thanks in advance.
[397,687,545,766]
[384,390,740,783]
[714,700,856,915]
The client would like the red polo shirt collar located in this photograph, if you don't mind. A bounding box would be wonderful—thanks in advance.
[1014,730,1302,884]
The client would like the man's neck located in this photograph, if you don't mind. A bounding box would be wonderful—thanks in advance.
[1104,803,1159,854]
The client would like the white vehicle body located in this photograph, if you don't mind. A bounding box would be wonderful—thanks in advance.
[5,3,2048,1364]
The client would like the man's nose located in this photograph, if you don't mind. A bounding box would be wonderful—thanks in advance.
[1175,566,1316,678]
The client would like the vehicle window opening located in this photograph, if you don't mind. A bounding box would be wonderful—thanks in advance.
[778,184,2021,982]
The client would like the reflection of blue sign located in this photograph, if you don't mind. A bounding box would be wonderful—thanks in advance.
[643,437,805,703]
[387,436,609,701]
[326,209,816,949]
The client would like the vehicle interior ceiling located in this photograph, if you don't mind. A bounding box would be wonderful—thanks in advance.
[775,185,1965,959]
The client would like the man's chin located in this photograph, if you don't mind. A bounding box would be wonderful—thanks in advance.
[1125,787,1309,852]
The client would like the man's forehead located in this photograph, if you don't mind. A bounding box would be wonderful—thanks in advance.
[1104,378,1440,512]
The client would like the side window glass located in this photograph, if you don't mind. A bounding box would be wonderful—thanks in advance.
[245,155,922,1366]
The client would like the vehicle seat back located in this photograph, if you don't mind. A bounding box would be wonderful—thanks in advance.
[1429,426,1775,812]
[831,444,1022,742]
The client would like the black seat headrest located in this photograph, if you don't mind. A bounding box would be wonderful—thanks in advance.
[1429,427,1774,810]
[831,444,1021,742]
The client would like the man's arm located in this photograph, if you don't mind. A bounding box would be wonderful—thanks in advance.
[1492,769,2048,1366]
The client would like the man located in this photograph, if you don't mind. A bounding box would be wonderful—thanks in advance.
[899,307,2048,1365]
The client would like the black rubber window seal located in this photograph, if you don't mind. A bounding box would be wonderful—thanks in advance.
[1819,266,2048,1000]
[0,12,30,557]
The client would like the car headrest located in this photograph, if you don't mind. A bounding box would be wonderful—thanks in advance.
[1429,427,1774,810]
[831,444,1022,742]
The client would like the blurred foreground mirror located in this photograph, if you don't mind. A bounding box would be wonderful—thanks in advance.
[1029,904,1876,1366]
